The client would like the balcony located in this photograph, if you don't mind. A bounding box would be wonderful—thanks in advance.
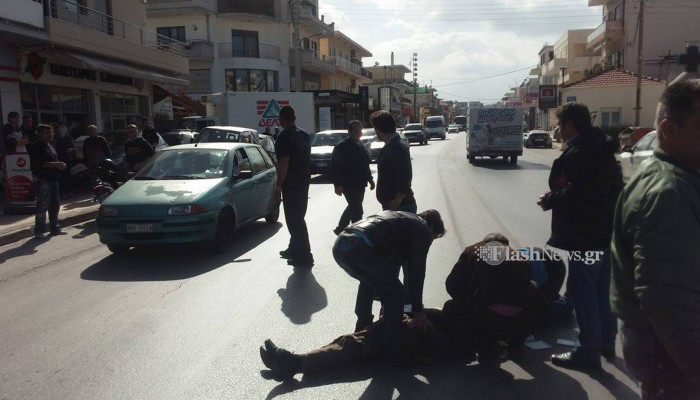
[587,19,624,51]
[218,43,280,60]
[185,39,214,62]
[298,6,334,35]
[45,0,188,73]
[289,48,336,74]
[331,57,371,81]
[146,0,216,17]
[1,0,44,29]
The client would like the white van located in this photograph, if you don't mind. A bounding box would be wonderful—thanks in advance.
[424,115,446,140]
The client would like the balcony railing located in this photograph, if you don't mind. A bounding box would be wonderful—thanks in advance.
[218,43,280,60]
[587,19,624,49]
[332,57,361,75]
[47,0,185,56]
[185,39,214,60]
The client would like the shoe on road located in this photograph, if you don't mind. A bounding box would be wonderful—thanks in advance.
[551,351,601,370]
[287,254,314,267]
[279,249,294,259]
[34,233,50,240]
[259,339,299,382]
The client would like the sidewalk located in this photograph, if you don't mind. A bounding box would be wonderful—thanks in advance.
[0,190,100,247]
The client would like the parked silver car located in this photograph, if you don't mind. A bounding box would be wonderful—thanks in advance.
[617,130,657,182]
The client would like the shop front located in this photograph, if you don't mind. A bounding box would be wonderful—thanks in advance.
[312,90,360,132]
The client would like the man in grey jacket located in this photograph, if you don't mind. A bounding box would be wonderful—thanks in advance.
[611,77,700,399]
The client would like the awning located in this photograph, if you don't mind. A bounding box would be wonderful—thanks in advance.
[153,85,204,115]
[65,52,189,86]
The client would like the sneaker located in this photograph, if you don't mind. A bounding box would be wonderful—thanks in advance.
[34,233,50,240]
[279,249,294,259]
[260,339,299,382]
[551,351,601,370]
[50,228,66,236]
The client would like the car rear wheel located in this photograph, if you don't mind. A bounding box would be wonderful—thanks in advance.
[107,244,130,254]
[510,155,518,165]
[265,203,280,224]
[468,153,475,164]
[212,210,235,253]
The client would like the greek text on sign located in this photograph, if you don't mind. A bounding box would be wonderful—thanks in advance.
[256,99,290,127]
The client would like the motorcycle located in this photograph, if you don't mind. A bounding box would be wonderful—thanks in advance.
[91,159,131,204]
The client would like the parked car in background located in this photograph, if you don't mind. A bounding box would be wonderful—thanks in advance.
[401,123,428,145]
[448,124,460,134]
[369,132,409,162]
[309,130,348,175]
[617,130,657,182]
[360,128,376,152]
[162,130,197,146]
[96,143,279,254]
[617,126,654,150]
[195,126,276,165]
[524,130,553,148]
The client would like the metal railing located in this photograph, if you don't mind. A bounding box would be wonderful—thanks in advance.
[217,43,280,60]
[331,56,361,75]
[185,39,214,60]
[47,0,185,55]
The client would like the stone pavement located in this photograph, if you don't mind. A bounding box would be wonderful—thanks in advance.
[0,190,99,247]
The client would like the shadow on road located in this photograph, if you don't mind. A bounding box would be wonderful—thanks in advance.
[80,221,282,282]
[0,238,39,264]
[277,267,328,325]
[469,159,551,171]
[72,221,96,239]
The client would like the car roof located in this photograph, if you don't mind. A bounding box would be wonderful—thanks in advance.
[164,142,255,151]
[314,130,347,135]
[202,126,257,132]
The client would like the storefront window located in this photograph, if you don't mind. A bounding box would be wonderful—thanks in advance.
[37,85,60,112]
[21,82,90,138]
[225,69,278,92]
[100,92,147,131]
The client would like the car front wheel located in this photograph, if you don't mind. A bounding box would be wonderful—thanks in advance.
[212,210,235,253]
[107,244,130,254]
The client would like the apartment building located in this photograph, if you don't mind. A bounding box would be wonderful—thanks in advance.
[587,0,700,82]
[365,63,414,126]
[538,30,601,86]
[0,0,189,136]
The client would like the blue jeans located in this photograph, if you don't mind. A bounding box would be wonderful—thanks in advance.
[567,249,618,360]
[35,179,61,235]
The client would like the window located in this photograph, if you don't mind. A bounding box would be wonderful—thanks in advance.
[247,147,269,174]
[634,132,655,151]
[100,92,147,131]
[234,148,252,175]
[601,108,621,127]
[64,0,87,14]
[225,69,278,92]
[217,0,275,17]
[157,27,186,43]
[232,30,259,58]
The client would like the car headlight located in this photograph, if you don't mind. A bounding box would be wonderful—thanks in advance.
[99,206,118,217]
[168,205,207,215]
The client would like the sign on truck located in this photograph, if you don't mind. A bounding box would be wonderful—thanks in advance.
[466,107,524,165]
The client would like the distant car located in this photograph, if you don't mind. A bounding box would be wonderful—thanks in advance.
[618,130,657,182]
[195,126,276,165]
[369,132,409,162]
[162,130,197,146]
[448,124,460,134]
[401,123,428,145]
[96,143,279,254]
[524,130,553,148]
[425,115,446,140]
[309,130,348,175]
[360,128,376,152]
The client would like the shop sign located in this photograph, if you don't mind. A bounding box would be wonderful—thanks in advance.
[25,53,46,80]
[49,63,96,81]
[256,99,290,127]
[539,85,558,110]
[2,153,35,204]
[318,107,331,131]
[100,72,133,86]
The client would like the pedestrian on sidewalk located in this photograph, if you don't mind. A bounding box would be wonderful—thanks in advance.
[2,111,23,154]
[537,102,623,370]
[29,124,66,239]
[82,125,111,169]
[611,77,700,399]
[331,120,375,235]
[372,110,416,213]
[53,121,75,198]
[274,106,313,267]
[124,124,154,172]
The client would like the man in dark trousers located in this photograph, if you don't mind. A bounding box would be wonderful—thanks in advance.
[333,209,445,354]
[124,124,155,172]
[29,124,66,239]
[537,102,623,370]
[611,77,700,399]
[372,110,416,213]
[331,120,375,235]
[275,106,313,267]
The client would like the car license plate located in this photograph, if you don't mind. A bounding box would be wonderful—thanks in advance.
[316,162,328,167]
[126,223,154,233]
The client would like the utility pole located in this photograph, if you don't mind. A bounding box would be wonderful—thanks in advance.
[634,0,645,126]
[412,53,418,122]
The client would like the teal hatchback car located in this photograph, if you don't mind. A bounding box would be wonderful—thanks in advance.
[96,142,279,254]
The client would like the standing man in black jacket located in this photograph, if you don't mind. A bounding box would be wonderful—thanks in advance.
[372,111,416,213]
[331,120,375,235]
[124,124,155,172]
[537,103,623,370]
[29,124,66,239]
[275,106,313,267]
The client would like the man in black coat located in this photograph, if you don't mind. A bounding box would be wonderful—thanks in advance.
[124,124,155,172]
[331,120,375,235]
[537,103,623,370]
[29,124,66,239]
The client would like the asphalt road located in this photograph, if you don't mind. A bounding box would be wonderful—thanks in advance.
[0,132,640,400]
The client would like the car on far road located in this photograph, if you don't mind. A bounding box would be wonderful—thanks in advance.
[162,130,197,146]
[524,130,553,148]
[96,142,279,254]
[369,132,409,162]
[448,124,460,134]
[360,128,376,152]
[309,130,348,175]
[402,123,428,145]
[617,130,657,182]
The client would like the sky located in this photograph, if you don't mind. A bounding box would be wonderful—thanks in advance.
[318,0,605,104]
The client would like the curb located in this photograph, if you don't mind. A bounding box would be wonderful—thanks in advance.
[0,210,98,247]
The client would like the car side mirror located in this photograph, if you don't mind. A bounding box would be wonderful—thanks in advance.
[621,145,632,153]
[235,170,253,181]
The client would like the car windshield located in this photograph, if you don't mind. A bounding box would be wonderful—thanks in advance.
[426,119,443,128]
[311,133,346,146]
[135,149,230,180]
[404,124,422,130]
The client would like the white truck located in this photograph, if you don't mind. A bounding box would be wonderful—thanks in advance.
[466,107,524,165]
[202,92,316,134]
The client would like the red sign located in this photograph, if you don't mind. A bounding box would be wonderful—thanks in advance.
[403,107,413,117]
[3,153,35,204]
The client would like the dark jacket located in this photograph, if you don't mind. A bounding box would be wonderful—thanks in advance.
[142,126,159,148]
[124,137,155,170]
[274,125,311,185]
[29,140,61,181]
[2,123,22,154]
[377,134,415,208]
[331,137,372,188]
[348,211,433,312]
[542,128,623,251]
[611,149,700,380]
[83,135,112,167]
[53,134,75,164]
